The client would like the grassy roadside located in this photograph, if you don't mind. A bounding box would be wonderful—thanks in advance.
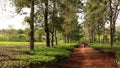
[0,41,46,46]
[90,43,120,67]
[0,42,77,68]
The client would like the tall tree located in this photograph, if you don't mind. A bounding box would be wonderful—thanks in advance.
[44,0,50,47]
[29,0,35,50]
[12,0,35,50]
[108,0,120,47]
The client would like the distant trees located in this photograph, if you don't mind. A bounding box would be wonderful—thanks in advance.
[0,28,46,42]
[0,29,26,41]
[84,0,107,43]
[84,0,120,46]
[57,0,83,43]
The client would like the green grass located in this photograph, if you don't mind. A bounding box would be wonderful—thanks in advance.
[0,41,45,46]
[0,42,77,67]
[90,43,120,67]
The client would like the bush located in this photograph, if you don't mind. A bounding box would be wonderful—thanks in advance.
[8,43,78,67]
[16,34,28,42]
[79,37,89,45]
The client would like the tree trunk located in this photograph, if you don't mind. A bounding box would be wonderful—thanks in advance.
[67,36,70,43]
[98,33,100,43]
[110,24,113,47]
[51,29,54,46]
[30,0,34,50]
[54,29,58,45]
[44,0,50,47]
[98,25,100,43]
[92,31,95,43]
[109,0,113,47]
[102,24,105,44]
[51,32,54,46]
[64,34,67,43]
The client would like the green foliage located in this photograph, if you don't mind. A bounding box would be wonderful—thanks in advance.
[90,43,112,52]
[35,28,45,42]
[90,43,120,67]
[84,0,108,43]
[19,43,76,63]
[0,43,77,67]
[18,55,56,65]
[0,28,45,42]
[80,37,89,44]
[0,34,28,42]
[12,0,30,13]
[115,26,120,42]
[17,29,24,34]
[16,34,27,42]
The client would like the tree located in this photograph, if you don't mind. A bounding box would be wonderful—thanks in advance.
[108,0,120,47]
[56,0,82,43]
[17,29,24,34]
[44,0,50,47]
[84,0,108,43]
[35,28,45,42]
[29,0,35,50]
[12,0,35,50]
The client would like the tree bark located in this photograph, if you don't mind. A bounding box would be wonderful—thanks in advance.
[109,0,120,47]
[30,0,34,50]
[51,32,54,46]
[109,0,113,47]
[51,28,54,46]
[102,24,105,44]
[54,29,58,45]
[44,0,50,47]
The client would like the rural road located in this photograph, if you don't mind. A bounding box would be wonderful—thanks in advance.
[55,45,118,68]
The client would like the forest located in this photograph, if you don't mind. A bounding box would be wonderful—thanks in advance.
[0,0,120,68]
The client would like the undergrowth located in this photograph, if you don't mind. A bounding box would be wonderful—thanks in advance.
[90,43,120,67]
[0,43,77,68]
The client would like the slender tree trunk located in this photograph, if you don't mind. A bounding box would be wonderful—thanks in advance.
[51,28,54,46]
[91,28,95,43]
[112,1,120,42]
[109,0,113,47]
[98,25,100,43]
[67,36,70,43]
[88,27,91,42]
[44,0,50,47]
[51,32,54,46]
[93,31,95,43]
[64,34,67,43]
[110,24,113,47]
[51,0,56,46]
[102,24,105,44]
[113,21,116,42]
[30,0,34,50]
[54,29,58,45]
[98,33,100,43]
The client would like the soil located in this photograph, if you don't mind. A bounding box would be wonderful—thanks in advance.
[55,45,118,68]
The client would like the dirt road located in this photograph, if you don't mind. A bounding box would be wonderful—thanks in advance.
[55,46,118,68]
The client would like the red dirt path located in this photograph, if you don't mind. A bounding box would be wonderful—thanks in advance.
[55,46,118,68]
